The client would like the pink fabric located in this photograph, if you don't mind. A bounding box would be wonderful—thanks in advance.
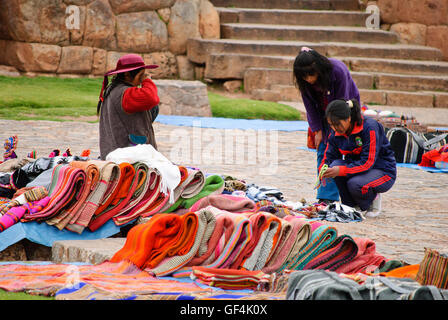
[333,237,386,274]
[189,194,256,213]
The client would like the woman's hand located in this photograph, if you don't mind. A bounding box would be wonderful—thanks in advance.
[314,130,323,147]
[322,166,340,178]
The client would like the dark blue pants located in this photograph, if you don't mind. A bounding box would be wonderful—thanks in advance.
[317,142,340,201]
[331,159,395,211]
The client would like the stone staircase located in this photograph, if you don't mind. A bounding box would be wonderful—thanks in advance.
[187,0,448,115]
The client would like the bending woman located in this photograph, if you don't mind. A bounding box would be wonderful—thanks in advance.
[97,54,160,160]
[293,47,360,203]
[320,99,396,217]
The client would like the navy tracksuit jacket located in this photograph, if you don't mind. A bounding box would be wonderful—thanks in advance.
[320,116,397,210]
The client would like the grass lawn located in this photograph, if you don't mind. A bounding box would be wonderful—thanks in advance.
[0,289,54,300]
[0,75,301,121]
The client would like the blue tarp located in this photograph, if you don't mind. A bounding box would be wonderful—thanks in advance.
[296,146,448,173]
[0,219,124,251]
[155,115,308,131]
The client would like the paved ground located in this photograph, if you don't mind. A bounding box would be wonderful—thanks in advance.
[2,113,447,265]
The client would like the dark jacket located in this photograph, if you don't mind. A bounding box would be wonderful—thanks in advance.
[301,58,360,142]
[320,116,397,179]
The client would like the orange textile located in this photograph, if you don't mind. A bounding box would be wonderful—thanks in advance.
[109,163,136,207]
[111,213,198,270]
[371,264,420,280]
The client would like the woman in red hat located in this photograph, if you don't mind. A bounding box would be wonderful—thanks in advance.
[97,54,160,160]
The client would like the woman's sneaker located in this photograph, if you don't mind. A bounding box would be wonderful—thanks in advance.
[365,194,382,218]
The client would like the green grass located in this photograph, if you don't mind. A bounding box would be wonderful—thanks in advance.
[0,75,301,121]
[208,92,301,121]
[0,289,54,300]
[0,75,101,121]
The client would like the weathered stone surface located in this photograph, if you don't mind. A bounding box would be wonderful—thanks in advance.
[168,0,201,55]
[390,23,427,46]
[386,91,434,108]
[92,48,107,75]
[143,51,178,79]
[223,80,243,92]
[157,7,171,23]
[5,41,62,73]
[378,0,448,25]
[155,79,212,116]
[434,92,448,109]
[194,65,205,80]
[52,238,126,264]
[106,51,128,72]
[0,65,21,77]
[109,0,176,15]
[0,0,69,45]
[57,46,93,74]
[359,89,387,105]
[63,0,95,5]
[68,5,87,45]
[82,0,116,49]
[427,25,448,61]
[116,11,168,53]
[176,55,195,80]
[0,242,27,261]
[199,0,220,39]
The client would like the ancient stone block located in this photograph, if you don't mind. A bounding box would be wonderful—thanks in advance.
[5,41,62,73]
[116,11,168,53]
[168,0,201,55]
[108,0,176,15]
[82,0,116,49]
[57,46,93,74]
[199,0,220,39]
[390,23,427,46]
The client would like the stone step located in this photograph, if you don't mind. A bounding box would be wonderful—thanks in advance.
[279,100,448,126]
[203,53,448,80]
[338,56,448,76]
[243,67,448,94]
[218,8,369,26]
[210,0,360,10]
[52,238,126,265]
[187,38,443,65]
[252,85,448,109]
[221,23,398,44]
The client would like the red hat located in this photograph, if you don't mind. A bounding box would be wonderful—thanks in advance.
[105,54,158,76]
[98,54,158,109]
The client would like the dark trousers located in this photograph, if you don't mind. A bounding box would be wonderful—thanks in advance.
[331,159,395,211]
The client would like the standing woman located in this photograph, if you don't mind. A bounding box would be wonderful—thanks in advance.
[97,54,160,160]
[293,47,360,203]
[321,99,396,217]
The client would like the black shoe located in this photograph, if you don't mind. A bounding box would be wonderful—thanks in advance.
[317,199,333,205]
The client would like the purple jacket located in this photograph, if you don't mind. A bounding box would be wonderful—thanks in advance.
[301,58,360,139]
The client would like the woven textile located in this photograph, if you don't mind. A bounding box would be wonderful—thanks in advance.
[416,248,448,289]
[262,218,311,274]
[279,224,338,271]
[146,211,209,276]
[186,207,234,267]
[286,270,448,300]
[68,161,121,233]
[0,197,51,232]
[87,163,139,231]
[21,164,86,222]
[165,175,225,213]
[112,167,161,226]
[333,237,387,274]
[189,194,257,214]
[45,161,101,230]
[302,234,358,271]
[191,266,267,290]
[230,212,269,269]
[241,212,282,271]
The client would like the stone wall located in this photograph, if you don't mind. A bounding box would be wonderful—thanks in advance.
[0,0,220,79]
[363,0,448,61]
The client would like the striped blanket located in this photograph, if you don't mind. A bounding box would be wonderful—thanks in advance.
[279,224,338,271]
[21,164,86,222]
